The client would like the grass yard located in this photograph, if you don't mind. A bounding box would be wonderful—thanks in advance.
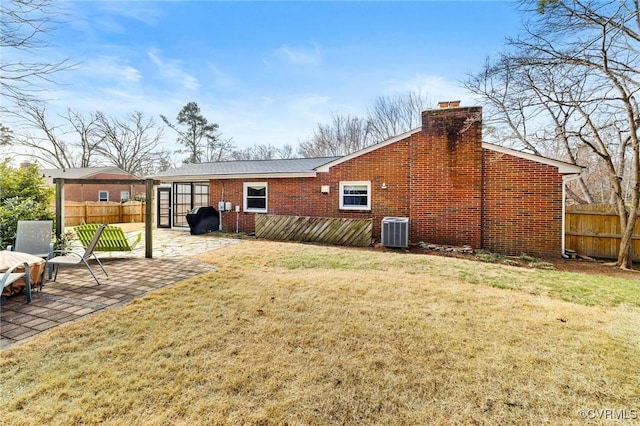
[1,240,638,425]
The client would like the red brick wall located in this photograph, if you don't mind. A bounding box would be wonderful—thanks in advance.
[63,173,146,202]
[482,150,563,257]
[207,107,564,257]
[213,139,412,238]
[410,107,483,247]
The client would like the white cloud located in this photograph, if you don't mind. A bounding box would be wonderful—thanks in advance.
[148,50,200,91]
[96,2,164,27]
[205,64,238,90]
[65,2,164,39]
[274,44,322,65]
[289,94,332,121]
[82,57,142,83]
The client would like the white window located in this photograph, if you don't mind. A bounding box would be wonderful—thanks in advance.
[98,191,109,202]
[121,191,130,202]
[339,181,371,210]
[244,182,267,213]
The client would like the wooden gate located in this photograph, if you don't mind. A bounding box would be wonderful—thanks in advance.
[255,214,373,247]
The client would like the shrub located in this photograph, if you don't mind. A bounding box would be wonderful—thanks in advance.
[0,159,54,249]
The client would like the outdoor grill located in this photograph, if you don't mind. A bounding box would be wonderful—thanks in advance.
[185,206,219,235]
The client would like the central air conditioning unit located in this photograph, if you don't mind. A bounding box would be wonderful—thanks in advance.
[381,217,409,248]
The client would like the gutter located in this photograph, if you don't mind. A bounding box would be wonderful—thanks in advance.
[561,173,584,257]
[152,171,318,183]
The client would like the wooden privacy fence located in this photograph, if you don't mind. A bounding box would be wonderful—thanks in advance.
[255,214,373,247]
[565,204,640,261]
[63,201,146,226]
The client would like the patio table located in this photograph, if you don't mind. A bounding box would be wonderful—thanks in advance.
[0,250,45,296]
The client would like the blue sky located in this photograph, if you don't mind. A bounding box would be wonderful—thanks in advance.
[9,1,525,155]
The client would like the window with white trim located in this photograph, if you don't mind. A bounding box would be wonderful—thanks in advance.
[98,191,109,202]
[244,182,267,213]
[339,181,370,210]
[121,191,130,202]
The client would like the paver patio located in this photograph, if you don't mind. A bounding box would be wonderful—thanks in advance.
[1,229,242,349]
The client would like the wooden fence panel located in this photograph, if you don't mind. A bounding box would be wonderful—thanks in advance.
[255,214,373,247]
[84,201,122,224]
[122,201,145,223]
[63,201,87,227]
[565,204,640,261]
[61,201,146,226]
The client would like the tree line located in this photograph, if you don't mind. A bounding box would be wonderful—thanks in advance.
[1,92,428,173]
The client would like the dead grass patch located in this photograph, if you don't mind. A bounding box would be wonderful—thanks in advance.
[1,240,638,425]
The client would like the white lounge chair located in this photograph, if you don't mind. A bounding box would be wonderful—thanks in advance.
[1,262,31,303]
[48,224,108,286]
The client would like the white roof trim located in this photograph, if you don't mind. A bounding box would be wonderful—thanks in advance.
[482,142,584,174]
[315,128,421,172]
[314,129,583,174]
[156,172,317,183]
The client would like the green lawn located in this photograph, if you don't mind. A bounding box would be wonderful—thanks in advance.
[1,240,638,425]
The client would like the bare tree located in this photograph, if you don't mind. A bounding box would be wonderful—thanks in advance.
[1,0,73,111]
[367,91,431,141]
[11,104,171,174]
[298,114,373,157]
[96,111,169,175]
[66,109,102,168]
[279,144,294,159]
[465,58,596,204]
[297,91,431,158]
[467,0,640,268]
[205,136,235,162]
[13,103,99,168]
[231,143,295,160]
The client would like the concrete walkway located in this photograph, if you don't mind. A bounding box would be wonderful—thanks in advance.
[0,229,242,349]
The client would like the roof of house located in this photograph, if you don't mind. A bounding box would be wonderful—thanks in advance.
[152,130,584,181]
[149,157,341,181]
[40,167,138,185]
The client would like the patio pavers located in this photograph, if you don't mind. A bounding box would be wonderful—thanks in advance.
[1,229,242,349]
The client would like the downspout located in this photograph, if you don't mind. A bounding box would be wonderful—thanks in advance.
[561,173,583,257]
[408,135,413,245]
[219,183,224,231]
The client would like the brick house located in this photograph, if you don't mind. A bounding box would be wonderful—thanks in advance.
[151,105,583,257]
[41,167,146,203]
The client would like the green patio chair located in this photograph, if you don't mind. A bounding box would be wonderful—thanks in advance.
[75,224,142,252]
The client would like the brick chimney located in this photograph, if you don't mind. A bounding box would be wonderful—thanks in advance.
[410,105,483,248]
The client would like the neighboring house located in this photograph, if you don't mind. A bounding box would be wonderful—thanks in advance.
[40,167,146,203]
[150,105,583,257]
